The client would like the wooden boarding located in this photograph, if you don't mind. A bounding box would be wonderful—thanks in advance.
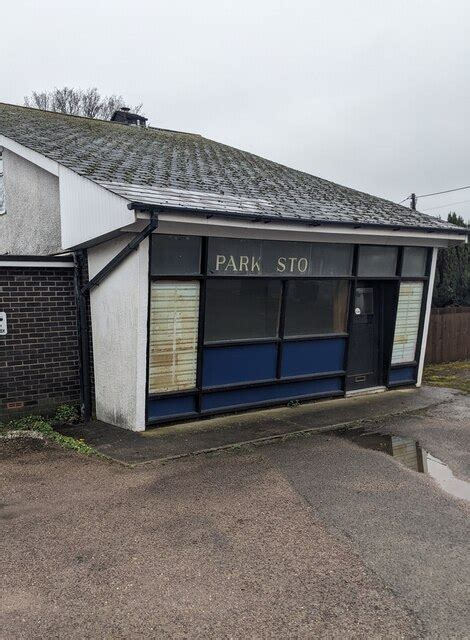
[425,307,470,364]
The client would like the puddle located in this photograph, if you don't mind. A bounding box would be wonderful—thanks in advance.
[338,429,470,502]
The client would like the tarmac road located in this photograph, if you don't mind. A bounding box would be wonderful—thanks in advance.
[2,392,469,638]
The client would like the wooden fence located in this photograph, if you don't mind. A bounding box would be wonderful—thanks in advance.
[425,307,470,364]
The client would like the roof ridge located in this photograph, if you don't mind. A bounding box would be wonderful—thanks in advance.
[0,102,200,137]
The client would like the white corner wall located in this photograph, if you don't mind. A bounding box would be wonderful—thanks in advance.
[87,234,149,431]
[416,247,438,386]
[59,166,135,250]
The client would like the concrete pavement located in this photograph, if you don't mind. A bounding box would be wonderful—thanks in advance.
[57,386,458,463]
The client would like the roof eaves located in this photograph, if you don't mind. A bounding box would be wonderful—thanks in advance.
[127,200,469,236]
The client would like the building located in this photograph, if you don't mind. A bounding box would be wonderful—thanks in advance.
[0,103,467,430]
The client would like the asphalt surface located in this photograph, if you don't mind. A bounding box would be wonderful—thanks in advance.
[2,391,469,638]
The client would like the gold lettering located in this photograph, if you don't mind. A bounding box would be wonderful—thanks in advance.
[215,255,226,271]
[239,256,249,271]
[251,257,261,272]
[226,255,238,271]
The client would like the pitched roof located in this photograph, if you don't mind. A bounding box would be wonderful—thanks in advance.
[0,102,464,233]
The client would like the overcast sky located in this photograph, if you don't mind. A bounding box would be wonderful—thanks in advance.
[2,0,469,221]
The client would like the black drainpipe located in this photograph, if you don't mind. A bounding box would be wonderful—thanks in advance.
[74,214,159,422]
[74,250,92,421]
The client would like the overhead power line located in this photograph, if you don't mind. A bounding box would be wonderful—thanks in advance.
[417,185,470,198]
[399,184,470,204]
[421,199,470,211]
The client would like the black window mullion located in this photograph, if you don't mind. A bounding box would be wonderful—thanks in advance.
[396,246,404,277]
[276,280,288,379]
[195,237,208,413]
[351,244,359,276]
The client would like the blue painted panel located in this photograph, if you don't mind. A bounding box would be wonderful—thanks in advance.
[202,343,278,387]
[281,338,346,378]
[389,367,416,384]
[148,394,197,420]
[202,377,342,411]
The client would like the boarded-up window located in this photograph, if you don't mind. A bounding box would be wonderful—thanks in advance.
[391,282,424,364]
[149,282,200,393]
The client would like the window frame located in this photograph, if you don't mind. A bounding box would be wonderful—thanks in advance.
[357,244,399,277]
[204,278,283,344]
[146,236,432,424]
[283,279,351,339]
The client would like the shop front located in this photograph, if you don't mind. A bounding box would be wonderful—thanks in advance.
[147,235,431,425]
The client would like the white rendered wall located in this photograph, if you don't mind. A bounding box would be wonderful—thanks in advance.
[87,235,149,431]
[417,247,438,386]
[0,150,61,255]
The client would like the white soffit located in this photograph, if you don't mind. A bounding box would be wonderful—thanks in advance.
[134,211,466,248]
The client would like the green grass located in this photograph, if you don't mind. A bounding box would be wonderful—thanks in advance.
[0,406,102,457]
[423,360,470,394]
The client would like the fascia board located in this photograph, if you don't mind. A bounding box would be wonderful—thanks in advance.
[58,165,136,250]
[136,211,467,248]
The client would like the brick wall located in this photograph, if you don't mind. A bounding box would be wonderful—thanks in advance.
[0,265,81,420]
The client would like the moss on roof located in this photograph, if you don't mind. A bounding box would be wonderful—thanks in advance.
[0,102,462,231]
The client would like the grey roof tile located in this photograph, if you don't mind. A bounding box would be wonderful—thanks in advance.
[0,102,464,233]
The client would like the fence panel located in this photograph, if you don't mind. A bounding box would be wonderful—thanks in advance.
[425,307,470,364]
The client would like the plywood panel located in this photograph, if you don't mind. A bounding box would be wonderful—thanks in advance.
[149,281,200,393]
[392,282,424,364]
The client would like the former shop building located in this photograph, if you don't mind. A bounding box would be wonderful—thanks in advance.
[0,103,466,429]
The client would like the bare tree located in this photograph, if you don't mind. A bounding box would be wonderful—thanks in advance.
[24,87,144,120]
[81,87,102,119]
[25,91,51,111]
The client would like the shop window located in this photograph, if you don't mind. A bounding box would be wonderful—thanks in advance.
[310,244,353,275]
[151,234,201,275]
[357,246,398,276]
[205,279,282,342]
[0,151,5,214]
[284,280,349,337]
[402,247,428,277]
[391,282,424,364]
[148,281,200,393]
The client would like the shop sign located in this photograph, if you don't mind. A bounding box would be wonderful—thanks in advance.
[207,238,352,277]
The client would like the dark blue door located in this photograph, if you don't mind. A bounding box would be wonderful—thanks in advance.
[346,282,382,391]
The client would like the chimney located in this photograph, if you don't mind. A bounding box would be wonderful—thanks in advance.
[110,106,148,127]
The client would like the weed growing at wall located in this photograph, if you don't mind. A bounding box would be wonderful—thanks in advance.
[1,407,100,457]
